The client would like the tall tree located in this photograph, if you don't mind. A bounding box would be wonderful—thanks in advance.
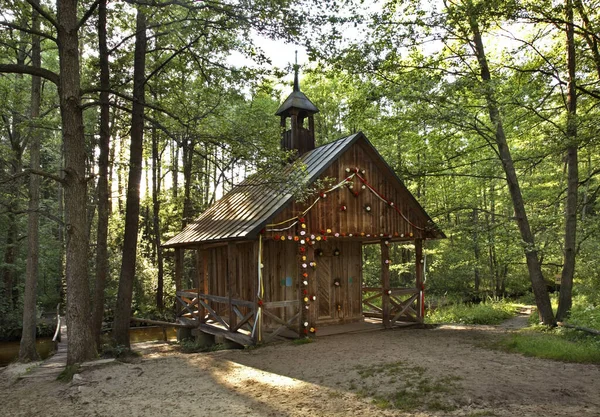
[151,124,164,310]
[19,0,42,362]
[556,0,579,321]
[463,1,554,323]
[57,0,97,363]
[112,7,147,348]
[92,0,112,348]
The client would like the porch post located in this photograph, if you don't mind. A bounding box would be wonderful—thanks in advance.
[415,239,424,323]
[227,242,237,332]
[174,248,183,316]
[381,239,391,328]
[197,248,209,322]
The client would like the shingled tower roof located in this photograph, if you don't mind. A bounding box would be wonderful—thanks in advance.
[275,66,319,116]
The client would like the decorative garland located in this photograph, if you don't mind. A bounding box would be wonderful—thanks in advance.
[259,166,433,340]
[264,166,428,234]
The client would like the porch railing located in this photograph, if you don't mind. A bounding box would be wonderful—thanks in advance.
[362,287,421,325]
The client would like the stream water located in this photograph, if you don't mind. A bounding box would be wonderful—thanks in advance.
[0,338,55,367]
[0,326,177,367]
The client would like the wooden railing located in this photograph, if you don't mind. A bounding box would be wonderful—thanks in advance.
[176,290,300,344]
[177,291,254,329]
[261,300,300,343]
[362,287,421,325]
[52,303,61,343]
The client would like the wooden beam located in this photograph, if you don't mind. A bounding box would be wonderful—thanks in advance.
[203,250,209,300]
[176,295,198,317]
[175,248,183,316]
[176,291,255,308]
[362,287,418,295]
[130,317,193,328]
[381,240,391,328]
[197,323,254,346]
[227,242,238,332]
[197,298,229,329]
[263,300,300,309]
[391,293,419,323]
[415,239,424,322]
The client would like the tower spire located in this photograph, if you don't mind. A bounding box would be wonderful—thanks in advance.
[293,50,299,92]
[275,51,319,158]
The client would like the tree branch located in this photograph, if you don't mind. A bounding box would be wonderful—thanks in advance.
[0,168,65,186]
[76,0,102,31]
[0,20,57,43]
[24,0,58,28]
[0,64,59,85]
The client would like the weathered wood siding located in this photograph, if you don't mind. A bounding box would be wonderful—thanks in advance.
[309,240,363,325]
[267,139,429,240]
[198,242,258,316]
[259,239,362,327]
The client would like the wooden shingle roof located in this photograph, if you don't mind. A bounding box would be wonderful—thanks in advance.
[163,133,360,247]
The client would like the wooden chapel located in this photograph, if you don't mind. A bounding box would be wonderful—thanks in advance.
[163,70,444,345]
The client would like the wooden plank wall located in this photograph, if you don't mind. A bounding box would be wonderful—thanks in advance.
[308,240,363,326]
[262,240,298,328]
[259,239,363,327]
[200,242,257,316]
[267,140,429,240]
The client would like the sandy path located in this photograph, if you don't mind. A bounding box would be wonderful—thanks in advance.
[1,325,599,417]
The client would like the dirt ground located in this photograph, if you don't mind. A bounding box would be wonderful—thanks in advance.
[1,323,599,417]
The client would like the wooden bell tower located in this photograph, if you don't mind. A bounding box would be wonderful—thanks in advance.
[275,59,319,157]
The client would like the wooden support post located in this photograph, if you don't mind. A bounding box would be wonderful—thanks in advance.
[195,248,206,322]
[415,239,424,323]
[201,249,209,322]
[227,242,237,332]
[253,238,264,344]
[174,248,183,316]
[290,111,298,150]
[381,240,391,328]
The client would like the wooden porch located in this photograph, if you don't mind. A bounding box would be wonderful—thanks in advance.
[176,232,424,346]
[175,289,301,346]
[176,284,424,346]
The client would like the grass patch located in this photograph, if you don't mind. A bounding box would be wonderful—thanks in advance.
[567,298,600,330]
[495,328,600,364]
[468,411,498,417]
[292,337,314,346]
[426,300,517,325]
[392,389,422,411]
[352,361,461,412]
[372,396,391,409]
[427,399,457,412]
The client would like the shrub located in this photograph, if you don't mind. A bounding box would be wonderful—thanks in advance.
[426,301,516,325]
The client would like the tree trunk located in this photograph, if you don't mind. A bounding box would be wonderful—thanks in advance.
[467,11,555,324]
[57,143,65,305]
[19,1,42,362]
[2,34,26,308]
[112,9,147,348]
[172,138,179,199]
[152,126,164,310]
[182,137,195,227]
[472,208,481,293]
[57,0,97,364]
[557,0,578,321]
[92,0,111,348]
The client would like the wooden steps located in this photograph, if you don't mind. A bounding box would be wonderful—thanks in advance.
[194,323,253,347]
